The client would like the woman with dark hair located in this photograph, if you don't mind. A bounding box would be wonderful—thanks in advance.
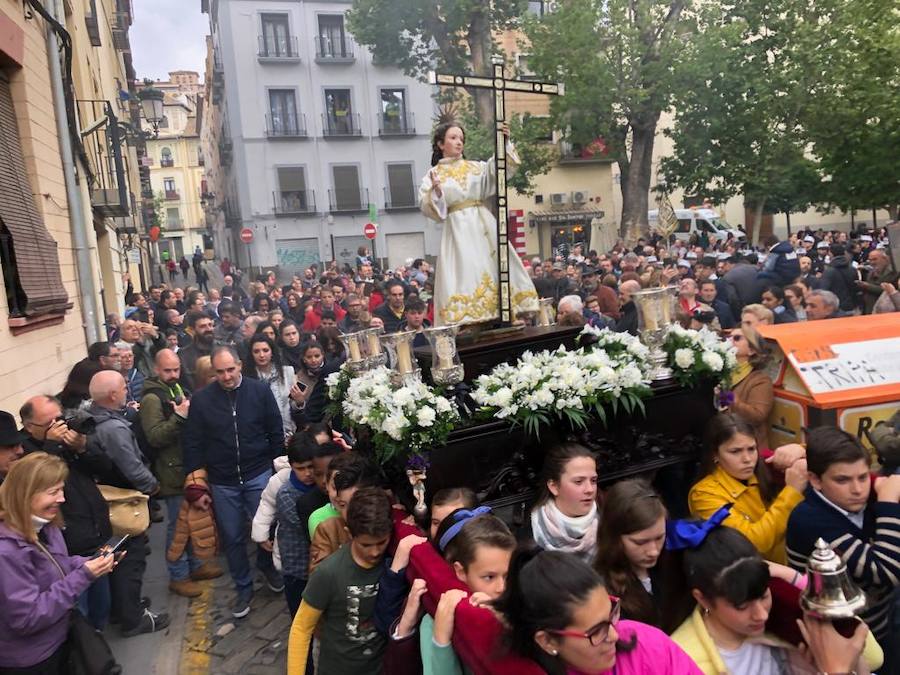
[420,122,537,326]
[529,444,599,562]
[314,326,345,361]
[254,319,278,344]
[494,548,702,675]
[252,293,272,317]
[760,286,797,324]
[242,335,298,437]
[689,413,807,564]
[726,326,774,449]
[783,285,807,321]
[595,480,689,632]
[278,320,304,371]
[285,292,305,323]
[671,526,882,674]
[58,359,103,411]
[292,341,340,426]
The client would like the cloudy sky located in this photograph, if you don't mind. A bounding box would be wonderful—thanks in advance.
[129,0,209,81]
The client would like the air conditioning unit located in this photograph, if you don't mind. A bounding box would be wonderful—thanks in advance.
[571,190,590,205]
[550,192,568,206]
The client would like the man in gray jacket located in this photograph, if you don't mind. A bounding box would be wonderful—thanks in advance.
[87,370,169,637]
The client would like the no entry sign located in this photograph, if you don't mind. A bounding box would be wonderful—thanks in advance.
[240,227,253,244]
[363,222,377,240]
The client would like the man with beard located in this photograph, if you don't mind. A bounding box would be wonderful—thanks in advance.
[140,350,223,598]
[213,301,244,346]
[338,293,366,334]
[579,266,619,320]
[179,312,216,389]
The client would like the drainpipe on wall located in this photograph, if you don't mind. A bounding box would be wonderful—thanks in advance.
[44,0,101,344]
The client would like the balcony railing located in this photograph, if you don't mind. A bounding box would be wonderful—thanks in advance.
[315,36,355,62]
[383,186,418,210]
[378,111,415,136]
[258,35,300,60]
[77,99,130,217]
[273,190,316,216]
[160,157,174,167]
[166,219,184,230]
[322,113,362,137]
[265,113,308,139]
[164,190,181,201]
[219,137,233,166]
[328,188,368,213]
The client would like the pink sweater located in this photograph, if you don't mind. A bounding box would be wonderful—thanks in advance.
[566,620,702,675]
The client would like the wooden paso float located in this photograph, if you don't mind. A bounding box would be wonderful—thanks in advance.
[339,323,718,522]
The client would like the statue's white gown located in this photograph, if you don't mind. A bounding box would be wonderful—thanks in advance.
[419,148,538,326]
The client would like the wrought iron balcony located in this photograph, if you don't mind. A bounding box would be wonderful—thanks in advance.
[165,219,184,230]
[77,99,130,217]
[266,113,308,139]
[314,36,355,62]
[160,157,175,167]
[383,186,418,210]
[273,190,316,216]
[322,113,362,138]
[258,35,300,61]
[328,188,368,213]
[164,190,181,201]
[378,111,415,137]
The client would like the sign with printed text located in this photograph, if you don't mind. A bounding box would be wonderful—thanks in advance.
[786,337,900,395]
[839,402,900,451]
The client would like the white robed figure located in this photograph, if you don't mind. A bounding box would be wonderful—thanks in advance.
[419,123,538,326]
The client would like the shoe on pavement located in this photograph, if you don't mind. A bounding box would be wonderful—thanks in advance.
[120,609,170,637]
[232,588,253,619]
[190,562,224,581]
[169,579,203,598]
[263,568,284,593]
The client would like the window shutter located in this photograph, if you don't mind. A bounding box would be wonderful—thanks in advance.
[387,163,414,206]
[0,73,71,316]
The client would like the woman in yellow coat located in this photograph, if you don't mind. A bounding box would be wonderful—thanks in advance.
[688,413,807,564]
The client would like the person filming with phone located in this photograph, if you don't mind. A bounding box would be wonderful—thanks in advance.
[0,452,119,673]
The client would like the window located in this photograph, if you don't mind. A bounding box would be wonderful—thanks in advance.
[676,218,693,234]
[160,147,174,167]
[379,88,410,134]
[331,165,363,211]
[260,13,293,57]
[324,89,355,135]
[528,1,547,16]
[163,178,178,200]
[516,54,539,81]
[317,15,351,58]
[269,89,300,135]
[166,207,181,228]
[0,72,71,324]
[386,163,415,208]
[276,167,310,213]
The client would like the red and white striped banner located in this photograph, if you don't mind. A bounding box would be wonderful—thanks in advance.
[508,210,526,259]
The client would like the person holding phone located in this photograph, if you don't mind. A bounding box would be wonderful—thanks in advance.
[0,453,119,673]
[291,342,342,428]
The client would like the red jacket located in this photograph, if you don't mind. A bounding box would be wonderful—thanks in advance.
[302,302,346,332]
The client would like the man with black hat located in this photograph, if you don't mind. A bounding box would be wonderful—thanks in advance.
[0,411,26,483]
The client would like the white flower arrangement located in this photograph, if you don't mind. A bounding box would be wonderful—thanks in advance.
[472,328,653,438]
[329,366,459,463]
[663,324,737,387]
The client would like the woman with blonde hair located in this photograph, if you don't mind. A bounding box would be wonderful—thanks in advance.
[0,453,118,672]
[727,326,774,450]
[193,355,216,390]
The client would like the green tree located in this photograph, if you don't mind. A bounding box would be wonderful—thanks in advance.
[347,0,526,124]
[524,0,693,238]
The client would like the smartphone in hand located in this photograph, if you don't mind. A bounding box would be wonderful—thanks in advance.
[90,534,129,559]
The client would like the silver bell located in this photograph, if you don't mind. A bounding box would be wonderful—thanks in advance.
[800,538,867,619]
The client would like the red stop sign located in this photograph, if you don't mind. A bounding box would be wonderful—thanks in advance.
[240,227,253,244]
[363,222,377,240]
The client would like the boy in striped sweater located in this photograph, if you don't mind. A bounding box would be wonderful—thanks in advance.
[786,427,900,648]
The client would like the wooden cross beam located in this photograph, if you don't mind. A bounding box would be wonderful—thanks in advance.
[429,58,563,324]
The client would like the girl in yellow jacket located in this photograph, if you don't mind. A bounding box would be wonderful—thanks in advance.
[671,525,882,675]
[689,413,807,564]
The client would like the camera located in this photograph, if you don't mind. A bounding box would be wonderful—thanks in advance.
[58,410,97,435]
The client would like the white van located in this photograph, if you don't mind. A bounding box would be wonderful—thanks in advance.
[647,208,746,243]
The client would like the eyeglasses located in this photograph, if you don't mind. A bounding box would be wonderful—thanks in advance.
[547,596,621,646]
[731,334,744,343]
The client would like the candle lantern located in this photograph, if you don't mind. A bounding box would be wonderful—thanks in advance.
[632,286,676,381]
[381,330,421,385]
[424,326,464,386]
[363,327,387,368]
[339,331,368,374]
[536,298,556,327]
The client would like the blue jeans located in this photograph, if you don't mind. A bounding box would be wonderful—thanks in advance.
[210,469,272,592]
[164,495,202,581]
[76,575,111,630]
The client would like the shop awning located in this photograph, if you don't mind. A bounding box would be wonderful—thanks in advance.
[528,208,604,224]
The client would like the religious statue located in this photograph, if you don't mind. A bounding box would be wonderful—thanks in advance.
[419,122,539,327]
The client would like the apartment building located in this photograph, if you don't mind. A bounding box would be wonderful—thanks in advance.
[202,0,435,277]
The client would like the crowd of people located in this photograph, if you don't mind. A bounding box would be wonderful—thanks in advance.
[0,219,898,675]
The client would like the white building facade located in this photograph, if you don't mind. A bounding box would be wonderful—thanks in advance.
[205,0,436,278]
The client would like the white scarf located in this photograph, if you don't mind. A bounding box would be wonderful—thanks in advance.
[530,500,598,563]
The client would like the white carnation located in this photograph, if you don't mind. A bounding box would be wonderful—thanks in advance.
[701,351,724,372]
[674,348,695,369]
[416,406,436,427]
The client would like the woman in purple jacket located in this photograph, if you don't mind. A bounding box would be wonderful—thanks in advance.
[0,452,117,673]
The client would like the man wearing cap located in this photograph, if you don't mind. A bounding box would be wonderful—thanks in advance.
[857,248,898,315]
[534,262,572,303]
[0,411,26,484]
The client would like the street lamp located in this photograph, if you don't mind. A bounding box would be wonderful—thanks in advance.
[136,80,165,137]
